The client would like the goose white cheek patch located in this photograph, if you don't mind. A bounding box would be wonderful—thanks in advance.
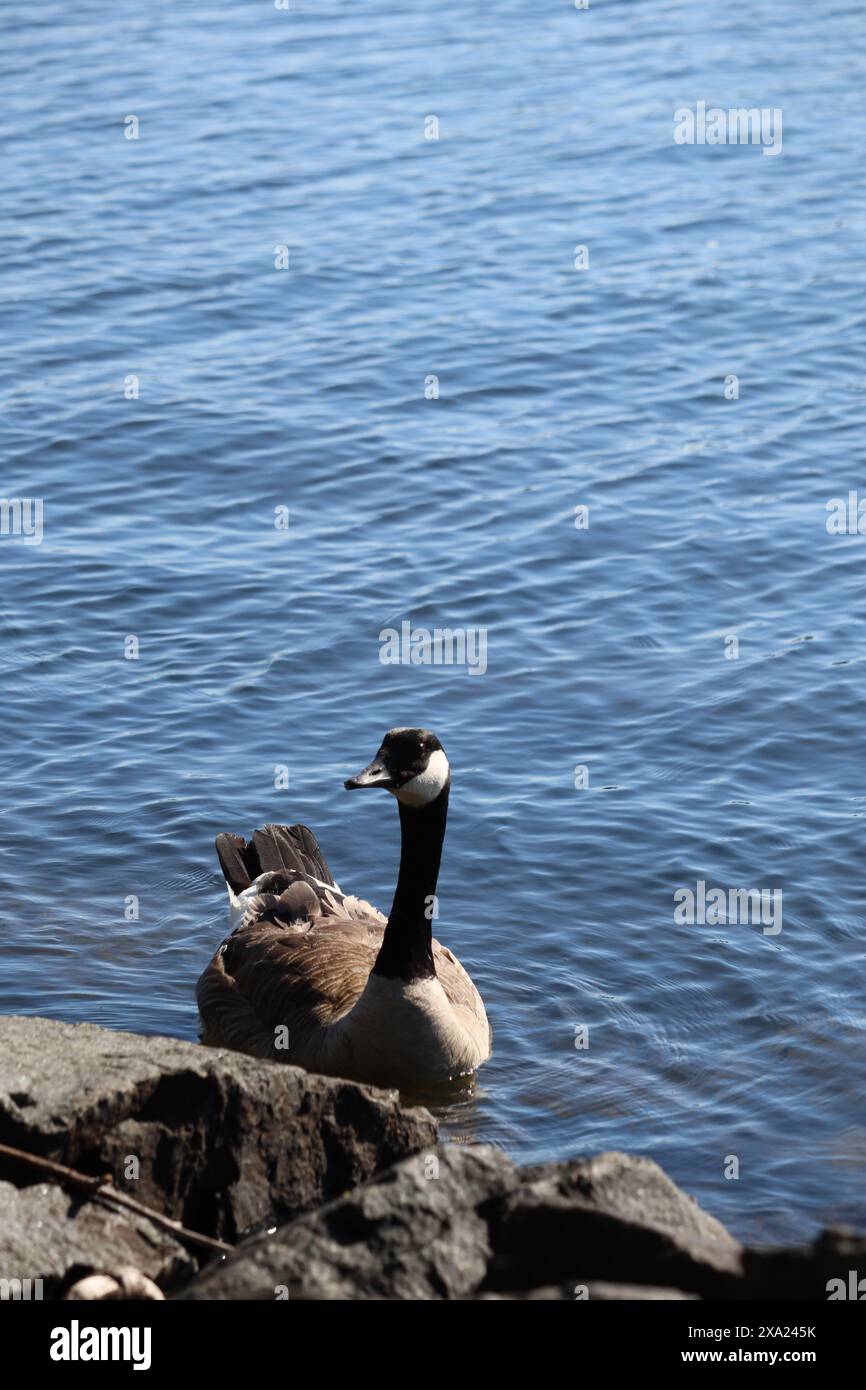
[394,750,450,806]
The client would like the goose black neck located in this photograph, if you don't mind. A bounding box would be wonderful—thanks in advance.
[372,782,449,982]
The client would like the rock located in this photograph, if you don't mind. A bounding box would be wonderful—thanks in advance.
[178,1145,518,1300]
[0,1181,191,1298]
[486,1151,742,1298]
[179,1146,739,1302]
[0,1015,437,1243]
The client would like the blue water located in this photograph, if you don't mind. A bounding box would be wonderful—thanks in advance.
[2,0,865,1245]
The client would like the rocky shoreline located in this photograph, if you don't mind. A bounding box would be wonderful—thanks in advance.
[0,1015,859,1301]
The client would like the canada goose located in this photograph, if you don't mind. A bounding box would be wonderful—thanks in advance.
[196,728,491,1089]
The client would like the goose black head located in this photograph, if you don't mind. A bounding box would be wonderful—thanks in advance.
[344,728,450,806]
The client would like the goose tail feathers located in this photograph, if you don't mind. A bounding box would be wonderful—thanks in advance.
[215,822,336,899]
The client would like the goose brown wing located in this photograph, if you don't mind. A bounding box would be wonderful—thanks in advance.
[225,917,380,1026]
[196,893,384,1061]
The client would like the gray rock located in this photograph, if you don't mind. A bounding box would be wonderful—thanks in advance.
[178,1145,518,1300]
[0,1015,437,1243]
[486,1151,742,1298]
[0,1180,192,1298]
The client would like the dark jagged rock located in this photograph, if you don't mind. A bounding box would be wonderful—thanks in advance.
[0,1180,193,1297]
[179,1145,740,1301]
[0,1015,437,1244]
[486,1151,743,1299]
[173,1140,866,1301]
[178,1146,517,1300]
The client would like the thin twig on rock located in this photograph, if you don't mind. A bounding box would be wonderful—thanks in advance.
[0,1139,232,1257]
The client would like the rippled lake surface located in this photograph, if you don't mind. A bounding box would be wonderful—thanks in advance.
[2,0,865,1244]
